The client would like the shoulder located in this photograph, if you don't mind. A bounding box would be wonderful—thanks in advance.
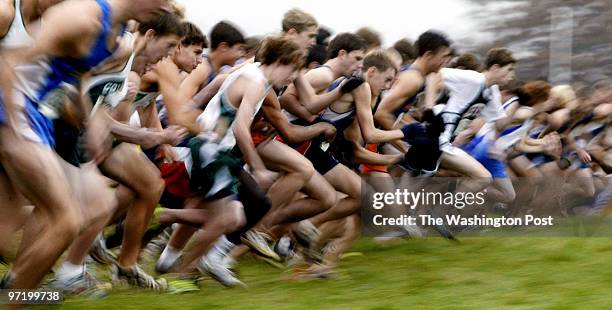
[441,68,485,85]
[0,0,14,36]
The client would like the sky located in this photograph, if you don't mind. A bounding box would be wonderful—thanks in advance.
[176,0,484,46]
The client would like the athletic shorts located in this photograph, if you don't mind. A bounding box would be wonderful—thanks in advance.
[160,161,197,198]
[252,131,270,147]
[1,91,55,146]
[54,118,86,167]
[462,135,508,178]
[359,143,387,174]
[303,139,339,175]
[188,137,242,200]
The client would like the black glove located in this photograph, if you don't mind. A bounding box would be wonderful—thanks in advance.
[340,76,365,93]
[401,123,425,144]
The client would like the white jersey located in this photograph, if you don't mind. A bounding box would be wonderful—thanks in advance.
[84,32,135,111]
[438,68,505,146]
[196,63,270,154]
[0,0,35,50]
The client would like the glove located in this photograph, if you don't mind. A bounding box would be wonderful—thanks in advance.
[401,123,425,144]
[340,76,365,93]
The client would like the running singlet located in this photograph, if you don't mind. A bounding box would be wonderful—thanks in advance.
[190,63,271,198]
[438,68,505,148]
[12,0,123,146]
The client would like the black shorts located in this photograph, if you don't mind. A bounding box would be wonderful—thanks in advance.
[304,140,339,175]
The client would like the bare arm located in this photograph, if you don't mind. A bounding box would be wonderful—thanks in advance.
[233,83,268,171]
[154,58,202,134]
[292,72,344,115]
[261,92,335,144]
[374,71,424,130]
[353,84,404,144]
[352,143,403,166]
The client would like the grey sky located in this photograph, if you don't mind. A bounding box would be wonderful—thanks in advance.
[177,0,484,46]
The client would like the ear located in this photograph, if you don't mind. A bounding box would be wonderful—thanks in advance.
[366,66,377,77]
[286,28,298,36]
[217,42,229,52]
[338,49,347,58]
[144,29,156,41]
[490,64,501,71]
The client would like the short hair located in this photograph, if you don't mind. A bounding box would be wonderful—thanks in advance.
[138,13,184,38]
[244,36,262,56]
[306,44,328,66]
[210,21,246,50]
[257,36,304,67]
[327,32,367,59]
[454,53,482,72]
[181,22,207,48]
[169,0,186,19]
[485,48,516,69]
[415,30,451,57]
[282,9,318,33]
[517,80,551,107]
[316,27,332,45]
[363,50,396,73]
[356,27,382,50]
[393,39,416,64]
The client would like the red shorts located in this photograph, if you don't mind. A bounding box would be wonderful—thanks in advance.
[275,135,312,155]
[252,131,269,147]
[359,143,388,174]
[160,161,197,198]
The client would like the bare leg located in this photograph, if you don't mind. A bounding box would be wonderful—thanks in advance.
[99,143,164,268]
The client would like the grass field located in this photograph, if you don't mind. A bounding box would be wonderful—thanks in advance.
[42,236,612,309]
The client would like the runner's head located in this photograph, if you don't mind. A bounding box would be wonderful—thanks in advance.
[415,30,452,74]
[393,38,416,65]
[137,13,184,67]
[356,27,382,52]
[451,53,482,72]
[362,50,397,95]
[243,36,262,59]
[210,21,246,66]
[128,0,172,23]
[306,44,327,70]
[484,48,516,87]
[257,36,303,88]
[173,21,206,72]
[327,33,367,76]
[517,80,551,107]
[282,9,318,52]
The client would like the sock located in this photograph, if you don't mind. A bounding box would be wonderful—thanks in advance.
[158,246,181,267]
[207,235,235,263]
[57,262,85,280]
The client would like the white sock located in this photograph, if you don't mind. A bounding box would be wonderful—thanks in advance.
[207,235,235,263]
[158,246,181,266]
[57,262,85,280]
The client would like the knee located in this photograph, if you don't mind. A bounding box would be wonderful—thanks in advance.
[321,191,339,211]
[138,173,165,202]
[57,214,81,240]
[289,161,315,184]
[224,204,246,233]
[503,188,517,203]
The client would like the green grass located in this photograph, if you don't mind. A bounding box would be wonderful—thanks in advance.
[41,237,612,310]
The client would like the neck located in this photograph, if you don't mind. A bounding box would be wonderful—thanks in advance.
[325,58,346,79]
[21,0,43,23]
[207,50,225,73]
[410,58,428,76]
[482,70,495,87]
[259,64,275,86]
[107,0,131,26]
